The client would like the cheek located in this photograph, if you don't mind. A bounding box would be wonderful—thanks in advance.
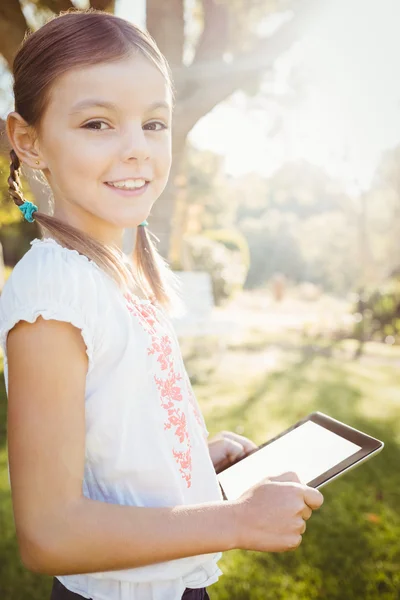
[154,159,171,198]
[53,141,114,193]
[154,139,172,178]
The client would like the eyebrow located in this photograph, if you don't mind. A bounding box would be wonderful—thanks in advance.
[69,99,171,114]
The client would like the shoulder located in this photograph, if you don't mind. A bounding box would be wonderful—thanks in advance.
[1,237,102,303]
[0,238,105,369]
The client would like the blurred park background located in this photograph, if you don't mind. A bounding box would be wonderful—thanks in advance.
[0,0,399,599]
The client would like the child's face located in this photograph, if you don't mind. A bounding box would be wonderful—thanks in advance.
[37,53,172,247]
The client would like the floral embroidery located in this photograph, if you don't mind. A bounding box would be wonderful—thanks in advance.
[172,448,192,487]
[123,292,157,329]
[148,336,173,370]
[124,292,193,487]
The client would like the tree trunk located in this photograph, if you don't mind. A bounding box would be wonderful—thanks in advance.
[147,130,188,260]
[0,0,28,69]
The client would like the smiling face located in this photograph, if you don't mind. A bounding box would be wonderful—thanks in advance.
[35,52,172,247]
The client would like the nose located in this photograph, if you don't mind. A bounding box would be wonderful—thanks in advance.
[120,123,150,163]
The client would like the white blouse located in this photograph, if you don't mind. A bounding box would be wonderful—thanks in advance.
[0,237,224,600]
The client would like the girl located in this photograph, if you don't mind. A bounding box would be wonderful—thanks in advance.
[1,9,324,600]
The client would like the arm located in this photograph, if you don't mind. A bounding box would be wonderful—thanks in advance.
[6,317,237,576]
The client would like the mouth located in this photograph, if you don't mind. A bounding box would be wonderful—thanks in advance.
[104,178,151,196]
[105,178,150,190]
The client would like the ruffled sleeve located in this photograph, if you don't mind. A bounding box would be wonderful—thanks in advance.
[0,240,102,375]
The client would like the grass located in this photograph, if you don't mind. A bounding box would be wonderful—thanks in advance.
[197,338,400,600]
[0,327,399,599]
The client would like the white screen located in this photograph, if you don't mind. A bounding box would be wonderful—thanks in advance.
[218,421,362,500]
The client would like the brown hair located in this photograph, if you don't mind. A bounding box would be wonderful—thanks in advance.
[7,8,183,315]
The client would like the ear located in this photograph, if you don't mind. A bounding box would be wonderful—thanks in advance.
[6,112,44,170]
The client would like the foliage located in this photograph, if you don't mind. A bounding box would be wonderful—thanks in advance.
[182,141,400,296]
[182,144,237,230]
[184,234,247,305]
[202,228,251,271]
[183,147,362,294]
[366,145,400,279]
[240,209,305,288]
[234,160,362,293]
[352,278,400,345]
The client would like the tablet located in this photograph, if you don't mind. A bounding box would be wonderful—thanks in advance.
[217,411,384,501]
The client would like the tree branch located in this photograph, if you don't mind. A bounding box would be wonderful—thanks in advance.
[0,0,28,69]
[172,0,318,136]
[178,0,316,85]
[146,0,184,66]
[191,0,230,65]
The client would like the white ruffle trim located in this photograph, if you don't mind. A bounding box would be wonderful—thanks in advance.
[30,237,101,271]
[0,305,94,374]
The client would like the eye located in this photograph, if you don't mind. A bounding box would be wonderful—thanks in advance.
[144,121,168,131]
[82,120,111,131]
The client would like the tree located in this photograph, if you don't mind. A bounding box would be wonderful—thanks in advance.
[0,0,320,259]
[366,145,400,279]
[232,160,361,293]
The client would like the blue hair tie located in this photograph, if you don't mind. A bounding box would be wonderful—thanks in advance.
[19,201,38,223]
[139,220,148,227]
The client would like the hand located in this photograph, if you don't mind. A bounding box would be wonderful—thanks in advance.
[231,471,324,553]
[208,430,258,474]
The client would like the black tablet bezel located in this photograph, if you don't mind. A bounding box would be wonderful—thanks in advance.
[217,411,384,499]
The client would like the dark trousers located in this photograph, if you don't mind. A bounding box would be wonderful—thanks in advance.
[50,576,210,600]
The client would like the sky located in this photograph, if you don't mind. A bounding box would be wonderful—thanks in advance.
[117,0,400,196]
[2,0,399,196]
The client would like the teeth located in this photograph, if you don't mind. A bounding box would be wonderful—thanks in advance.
[108,179,147,189]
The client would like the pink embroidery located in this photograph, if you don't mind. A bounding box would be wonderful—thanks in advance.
[124,293,193,487]
[123,292,157,328]
[172,448,192,486]
[148,336,173,370]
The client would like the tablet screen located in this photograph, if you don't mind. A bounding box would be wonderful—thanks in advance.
[218,420,363,500]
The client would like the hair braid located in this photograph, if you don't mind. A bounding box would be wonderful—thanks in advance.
[8,149,25,207]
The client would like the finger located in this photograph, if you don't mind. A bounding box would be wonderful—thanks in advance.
[221,431,258,454]
[301,505,313,521]
[304,486,324,510]
[225,439,247,462]
[224,432,258,456]
[208,432,225,444]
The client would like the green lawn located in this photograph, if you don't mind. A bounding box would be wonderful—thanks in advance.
[1,333,399,599]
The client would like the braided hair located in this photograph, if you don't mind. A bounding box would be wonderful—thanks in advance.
[8,149,24,208]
